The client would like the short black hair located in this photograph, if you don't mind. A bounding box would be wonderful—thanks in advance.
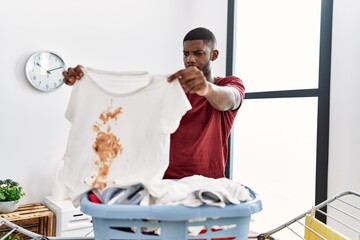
[183,27,217,48]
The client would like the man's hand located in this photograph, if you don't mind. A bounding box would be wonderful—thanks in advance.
[167,66,210,96]
[63,65,84,86]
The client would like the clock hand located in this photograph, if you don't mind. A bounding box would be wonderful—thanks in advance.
[48,66,63,72]
[36,62,51,74]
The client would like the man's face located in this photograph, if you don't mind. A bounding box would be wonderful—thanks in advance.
[183,40,214,76]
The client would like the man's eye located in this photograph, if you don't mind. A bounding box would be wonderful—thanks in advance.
[183,52,189,57]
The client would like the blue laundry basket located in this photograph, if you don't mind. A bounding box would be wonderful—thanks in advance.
[80,186,262,240]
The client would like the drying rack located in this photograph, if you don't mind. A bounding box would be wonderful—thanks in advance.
[249,190,360,240]
[0,216,94,240]
[0,215,94,240]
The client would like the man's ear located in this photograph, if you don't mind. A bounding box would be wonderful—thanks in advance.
[211,49,219,61]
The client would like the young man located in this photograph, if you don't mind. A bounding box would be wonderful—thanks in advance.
[63,27,245,179]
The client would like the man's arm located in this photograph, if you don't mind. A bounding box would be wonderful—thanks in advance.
[204,83,241,111]
[168,66,241,111]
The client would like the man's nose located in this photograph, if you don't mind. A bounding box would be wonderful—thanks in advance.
[186,54,196,64]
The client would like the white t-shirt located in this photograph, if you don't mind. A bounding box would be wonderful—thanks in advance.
[63,67,191,206]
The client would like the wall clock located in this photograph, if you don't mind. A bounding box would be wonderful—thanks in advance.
[25,51,67,92]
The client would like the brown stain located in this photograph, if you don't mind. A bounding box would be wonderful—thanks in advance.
[91,104,123,189]
[99,107,122,124]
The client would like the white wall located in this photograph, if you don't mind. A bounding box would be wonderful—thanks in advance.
[327,1,360,238]
[0,0,228,204]
[328,0,360,196]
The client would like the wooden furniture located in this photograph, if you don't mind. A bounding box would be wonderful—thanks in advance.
[0,203,55,239]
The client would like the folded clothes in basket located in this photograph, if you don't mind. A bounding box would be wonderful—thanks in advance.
[88,175,252,208]
[87,187,250,239]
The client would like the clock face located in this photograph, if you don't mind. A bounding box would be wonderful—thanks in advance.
[25,51,67,92]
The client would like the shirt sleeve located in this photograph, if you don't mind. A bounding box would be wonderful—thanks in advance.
[64,80,81,123]
[217,76,245,108]
[230,76,245,101]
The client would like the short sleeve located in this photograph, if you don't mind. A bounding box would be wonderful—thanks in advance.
[64,81,81,123]
[225,76,245,101]
[216,76,245,108]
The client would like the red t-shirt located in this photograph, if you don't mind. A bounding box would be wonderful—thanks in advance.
[164,76,245,179]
